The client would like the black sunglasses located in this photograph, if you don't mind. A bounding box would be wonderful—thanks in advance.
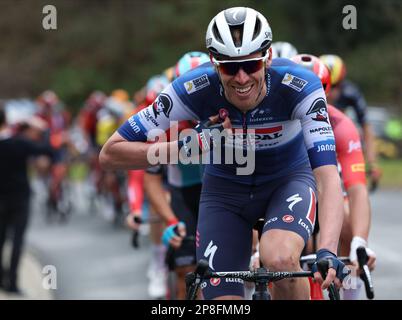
[212,53,268,76]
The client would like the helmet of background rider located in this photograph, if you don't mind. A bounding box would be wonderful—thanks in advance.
[145,74,170,105]
[205,7,272,59]
[36,90,59,110]
[163,66,175,83]
[291,54,331,95]
[319,54,347,87]
[111,89,129,103]
[173,51,210,80]
[86,90,107,112]
[271,41,298,59]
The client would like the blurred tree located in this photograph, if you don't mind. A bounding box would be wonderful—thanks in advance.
[0,0,400,113]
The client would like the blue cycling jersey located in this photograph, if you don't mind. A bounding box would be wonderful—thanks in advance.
[119,58,337,185]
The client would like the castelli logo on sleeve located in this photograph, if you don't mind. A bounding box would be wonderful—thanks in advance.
[210,278,221,286]
[282,215,294,223]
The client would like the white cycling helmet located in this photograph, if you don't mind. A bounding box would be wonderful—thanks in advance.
[206,7,272,58]
[271,41,298,59]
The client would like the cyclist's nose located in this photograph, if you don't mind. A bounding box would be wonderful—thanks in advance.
[233,67,250,84]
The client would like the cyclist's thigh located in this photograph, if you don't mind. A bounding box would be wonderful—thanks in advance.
[262,176,317,245]
[197,174,253,300]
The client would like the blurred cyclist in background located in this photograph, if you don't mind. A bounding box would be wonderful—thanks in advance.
[35,90,72,222]
[320,54,381,190]
[126,74,170,299]
[96,89,134,224]
[143,51,209,300]
[271,41,298,59]
[292,54,376,300]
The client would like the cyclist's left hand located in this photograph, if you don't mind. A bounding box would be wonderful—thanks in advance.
[312,248,351,289]
[162,221,186,249]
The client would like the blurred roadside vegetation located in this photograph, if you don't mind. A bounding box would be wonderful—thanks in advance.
[0,0,401,114]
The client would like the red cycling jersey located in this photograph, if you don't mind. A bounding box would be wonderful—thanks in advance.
[329,104,366,189]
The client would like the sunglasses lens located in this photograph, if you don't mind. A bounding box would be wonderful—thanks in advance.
[218,60,264,75]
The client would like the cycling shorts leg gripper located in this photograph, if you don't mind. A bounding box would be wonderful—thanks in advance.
[262,179,317,244]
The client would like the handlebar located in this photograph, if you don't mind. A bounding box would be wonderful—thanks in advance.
[186,259,340,300]
[357,246,375,299]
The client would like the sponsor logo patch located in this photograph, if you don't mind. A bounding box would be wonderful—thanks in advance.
[210,278,221,286]
[348,140,362,153]
[314,140,336,152]
[309,126,333,135]
[306,98,329,123]
[281,73,308,92]
[351,163,365,172]
[144,109,159,127]
[152,93,172,118]
[184,74,210,94]
[282,215,294,223]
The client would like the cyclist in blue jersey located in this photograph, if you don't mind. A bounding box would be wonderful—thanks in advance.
[100,7,349,299]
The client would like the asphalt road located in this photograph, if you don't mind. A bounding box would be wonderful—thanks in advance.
[25,181,402,300]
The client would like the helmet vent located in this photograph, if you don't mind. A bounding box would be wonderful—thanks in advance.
[229,25,243,47]
[252,18,261,41]
[212,22,224,45]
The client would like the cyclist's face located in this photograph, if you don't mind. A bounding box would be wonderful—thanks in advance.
[217,50,272,112]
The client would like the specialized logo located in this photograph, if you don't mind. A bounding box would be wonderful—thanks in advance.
[210,278,221,286]
[348,140,362,153]
[282,215,294,223]
[281,73,308,92]
[351,163,365,172]
[152,93,172,118]
[286,194,302,212]
[225,8,247,24]
[184,74,210,94]
[306,98,329,123]
[204,240,218,270]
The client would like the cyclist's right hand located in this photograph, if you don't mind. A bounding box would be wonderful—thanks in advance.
[350,236,376,271]
[126,212,141,231]
[162,221,186,249]
[178,114,232,157]
[312,248,350,289]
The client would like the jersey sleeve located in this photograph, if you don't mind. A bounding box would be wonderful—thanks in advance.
[332,114,367,189]
[117,84,200,142]
[292,88,338,169]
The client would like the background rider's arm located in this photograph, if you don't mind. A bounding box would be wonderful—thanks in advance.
[313,165,344,254]
[143,171,178,225]
[362,123,377,165]
[99,131,178,171]
[347,184,370,240]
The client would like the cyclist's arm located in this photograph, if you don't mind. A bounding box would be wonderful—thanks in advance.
[100,131,177,171]
[332,108,370,240]
[143,170,178,225]
[362,122,377,165]
[347,184,370,240]
[293,88,344,254]
[100,84,200,171]
[313,165,344,253]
